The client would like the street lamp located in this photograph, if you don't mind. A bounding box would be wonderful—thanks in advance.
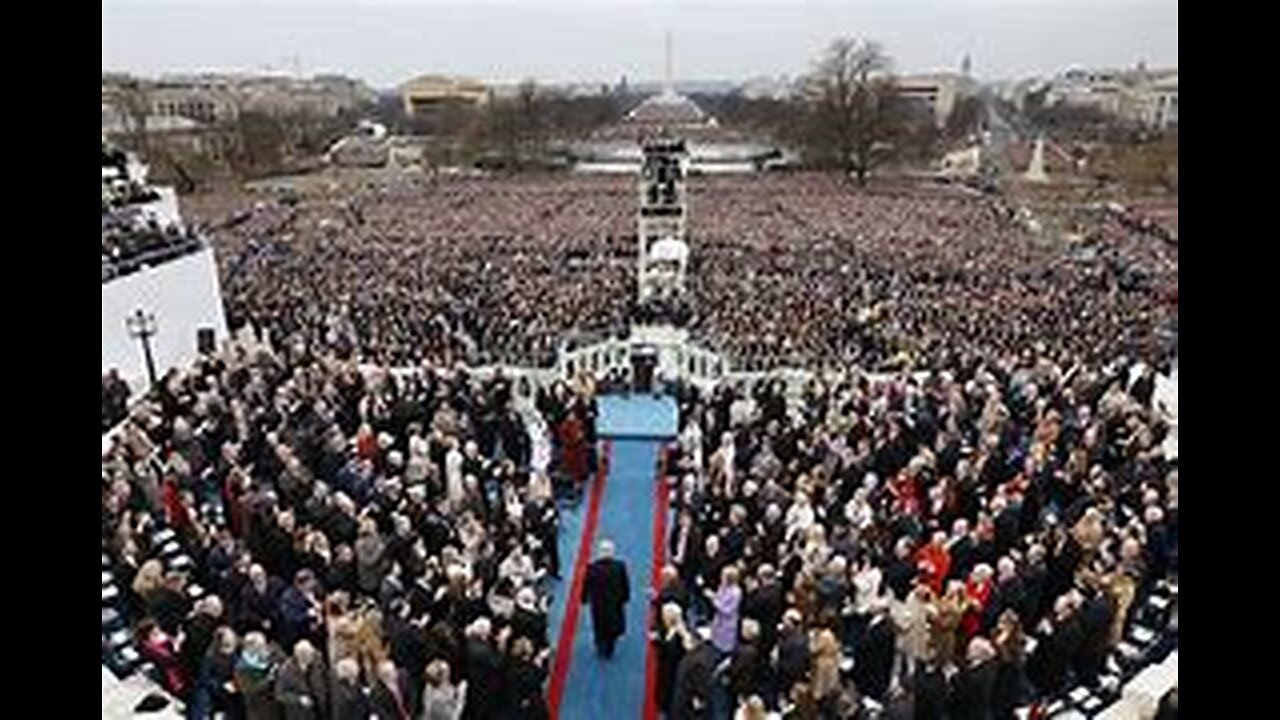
[125,308,159,389]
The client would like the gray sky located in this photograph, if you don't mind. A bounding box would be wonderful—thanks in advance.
[102,0,1178,89]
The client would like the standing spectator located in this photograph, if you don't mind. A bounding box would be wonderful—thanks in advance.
[279,570,323,651]
[853,601,895,702]
[991,610,1029,720]
[235,632,282,720]
[355,518,386,596]
[196,626,244,720]
[810,628,846,716]
[949,637,999,720]
[709,565,743,656]
[461,619,504,720]
[135,617,189,699]
[370,659,415,720]
[890,583,936,689]
[726,619,767,709]
[775,609,810,700]
[742,564,783,654]
[652,602,690,718]
[420,658,466,720]
[558,408,589,497]
[181,596,225,689]
[506,636,550,720]
[275,639,328,720]
[330,657,369,720]
[671,629,718,720]
[103,369,131,431]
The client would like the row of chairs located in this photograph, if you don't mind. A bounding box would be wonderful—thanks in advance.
[101,524,209,683]
[1016,578,1179,719]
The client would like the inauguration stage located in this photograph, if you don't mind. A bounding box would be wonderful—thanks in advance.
[596,393,679,439]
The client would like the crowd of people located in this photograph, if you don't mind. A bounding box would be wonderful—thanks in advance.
[646,347,1177,718]
[102,342,601,719]
[183,170,1176,373]
[103,161,1178,719]
[103,212,203,280]
[102,142,204,281]
[186,176,635,369]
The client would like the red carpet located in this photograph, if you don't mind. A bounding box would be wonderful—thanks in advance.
[547,440,612,718]
[642,447,670,720]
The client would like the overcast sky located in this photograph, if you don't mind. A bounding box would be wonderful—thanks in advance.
[102,0,1178,88]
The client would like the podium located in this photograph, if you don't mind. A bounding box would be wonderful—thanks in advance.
[631,344,658,393]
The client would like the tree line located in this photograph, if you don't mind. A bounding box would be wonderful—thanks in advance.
[107,36,994,186]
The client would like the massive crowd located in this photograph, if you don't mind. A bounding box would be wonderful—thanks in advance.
[103,344,598,719]
[184,171,1177,374]
[103,164,1177,719]
[187,177,635,369]
[654,348,1177,718]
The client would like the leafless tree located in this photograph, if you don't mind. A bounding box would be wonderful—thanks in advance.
[112,81,153,156]
[802,38,896,184]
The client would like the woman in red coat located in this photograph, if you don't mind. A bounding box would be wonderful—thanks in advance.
[135,617,189,698]
[914,532,952,595]
[960,564,994,641]
[558,410,588,493]
[161,474,194,536]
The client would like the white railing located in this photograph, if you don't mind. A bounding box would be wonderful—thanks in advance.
[556,330,730,393]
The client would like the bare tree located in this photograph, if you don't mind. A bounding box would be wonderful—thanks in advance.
[803,38,896,184]
[113,81,153,156]
[516,79,545,153]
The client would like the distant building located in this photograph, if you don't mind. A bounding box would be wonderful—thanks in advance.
[1044,65,1178,129]
[625,89,716,128]
[103,71,375,128]
[1142,74,1178,130]
[740,76,796,101]
[893,72,977,128]
[1047,68,1128,115]
[400,75,490,117]
[148,81,240,124]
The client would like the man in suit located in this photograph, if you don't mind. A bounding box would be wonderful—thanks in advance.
[461,618,505,720]
[672,628,718,720]
[369,658,416,720]
[330,657,370,720]
[742,564,784,655]
[669,510,704,587]
[775,609,810,697]
[275,639,329,720]
[912,662,951,720]
[949,637,1000,720]
[853,600,897,702]
[584,539,630,659]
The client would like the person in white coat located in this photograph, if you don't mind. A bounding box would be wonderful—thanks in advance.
[444,437,464,510]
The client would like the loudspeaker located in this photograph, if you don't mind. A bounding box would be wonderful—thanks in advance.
[196,328,216,354]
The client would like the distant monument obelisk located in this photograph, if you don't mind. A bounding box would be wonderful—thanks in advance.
[664,30,675,96]
[1024,136,1049,183]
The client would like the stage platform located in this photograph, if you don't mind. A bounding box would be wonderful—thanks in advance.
[597,393,679,438]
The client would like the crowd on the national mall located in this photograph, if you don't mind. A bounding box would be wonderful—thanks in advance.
[177,172,1177,374]
[103,172,1177,719]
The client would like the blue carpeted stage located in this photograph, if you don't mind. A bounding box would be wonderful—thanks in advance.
[546,394,677,720]
[597,393,679,438]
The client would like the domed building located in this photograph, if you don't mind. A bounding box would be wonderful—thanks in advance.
[624,87,716,128]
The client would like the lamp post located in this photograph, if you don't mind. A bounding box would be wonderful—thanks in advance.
[125,308,159,390]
